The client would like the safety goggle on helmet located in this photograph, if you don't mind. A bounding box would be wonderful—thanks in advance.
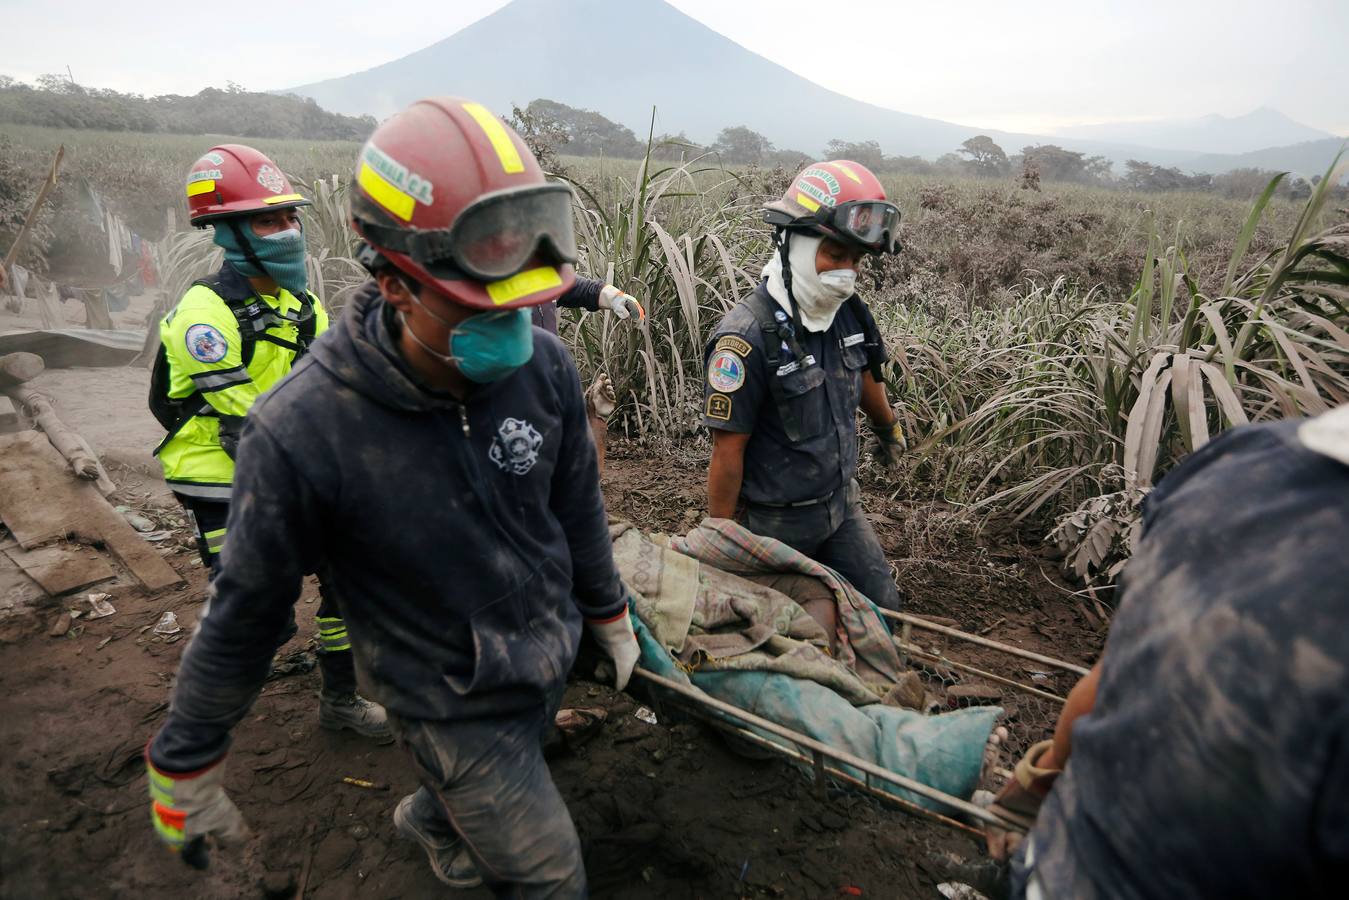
[763,160,902,255]
[358,182,578,282]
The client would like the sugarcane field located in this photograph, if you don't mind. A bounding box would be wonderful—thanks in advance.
[2,1,1348,898]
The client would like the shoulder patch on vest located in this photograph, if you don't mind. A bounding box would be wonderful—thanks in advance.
[185,323,228,363]
[707,350,747,394]
[715,335,753,357]
[706,393,732,421]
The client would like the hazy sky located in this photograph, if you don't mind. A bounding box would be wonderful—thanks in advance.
[3,0,1346,135]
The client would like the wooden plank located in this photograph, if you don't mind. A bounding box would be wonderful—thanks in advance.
[3,543,114,595]
[0,431,86,548]
[0,431,182,591]
[77,487,183,592]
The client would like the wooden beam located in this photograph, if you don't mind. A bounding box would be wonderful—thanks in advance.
[0,352,44,389]
[1,383,115,495]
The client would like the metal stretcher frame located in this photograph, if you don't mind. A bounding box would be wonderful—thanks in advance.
[631,614,1088,839]
[631,668,1035,840]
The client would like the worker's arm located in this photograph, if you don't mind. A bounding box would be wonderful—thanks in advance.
[707,430,750,519]
[860,371,896,427]
[547,346,625,623]
[985,660,1102,861]
[149,419,324,772]
[1043,661,1102,769]
[555,277,604,311]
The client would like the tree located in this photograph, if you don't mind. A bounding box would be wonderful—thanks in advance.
[958,135,1010,177]
[520,99,643,158]
[508,103,570,175]
[650,132,704,161]
[1017,144,1112,185]
[1123,160,1212,193]
[711,126,774,164]
[822,139,884,171]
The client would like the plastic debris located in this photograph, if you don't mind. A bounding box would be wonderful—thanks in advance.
[153,611,182,635]
[86,593,116,619]
[633,706,658,725]
[937,883,989,900]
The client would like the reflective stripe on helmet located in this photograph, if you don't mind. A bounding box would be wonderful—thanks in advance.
[462,102,525,174]
[487,266,564,305]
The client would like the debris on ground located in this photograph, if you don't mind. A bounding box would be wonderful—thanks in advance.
[85,592,115,619]
[152,611,180,635]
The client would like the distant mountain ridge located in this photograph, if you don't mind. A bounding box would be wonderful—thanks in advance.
[283,0,1342,175]
[1055,107,1335,155]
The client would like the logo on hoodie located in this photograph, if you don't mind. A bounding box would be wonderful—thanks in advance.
[490,417,543,475]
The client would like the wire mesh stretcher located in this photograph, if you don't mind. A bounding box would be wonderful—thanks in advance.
[633,612,1086,839]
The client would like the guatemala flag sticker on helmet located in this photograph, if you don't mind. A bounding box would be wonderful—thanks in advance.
[185,323,229,363]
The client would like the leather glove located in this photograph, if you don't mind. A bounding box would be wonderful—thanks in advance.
[870,417,907,468]
[217,414,245,460]
[587,605,640,691]
[147,754,249,869]
[985,739,1060,862]
[598,285,645,322]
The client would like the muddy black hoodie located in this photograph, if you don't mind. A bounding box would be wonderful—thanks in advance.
[151,282,625,770]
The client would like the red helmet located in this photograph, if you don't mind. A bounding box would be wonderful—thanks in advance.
[351,96,578,310]
[186,144,310,226]
[763,160,901,255]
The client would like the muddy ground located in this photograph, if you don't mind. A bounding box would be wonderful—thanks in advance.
[0,368,1102,899]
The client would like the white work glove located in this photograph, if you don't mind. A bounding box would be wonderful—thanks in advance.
[598,284,645,322]
[587,605,640,691]
[147,754,250,869]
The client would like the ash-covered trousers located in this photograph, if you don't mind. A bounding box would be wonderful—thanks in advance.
[390,702,586,899]
[744,479,903,612]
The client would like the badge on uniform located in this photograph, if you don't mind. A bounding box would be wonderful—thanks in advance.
[706,393,733,421]
[714,335,752,357]
[185,323,228,363]
[707,349,746,393]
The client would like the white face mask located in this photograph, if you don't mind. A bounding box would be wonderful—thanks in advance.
[817,269,857,301]
[762,235,857,332]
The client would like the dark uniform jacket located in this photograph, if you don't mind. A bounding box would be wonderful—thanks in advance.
[700,283,885,506]
[1022,418,1349,898]
[151,281,626,771]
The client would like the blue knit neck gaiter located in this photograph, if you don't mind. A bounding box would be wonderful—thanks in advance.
[213,222,309,296]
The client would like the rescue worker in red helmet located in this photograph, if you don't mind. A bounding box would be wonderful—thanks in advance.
[145,100,637,895]
[148,144,390,744]
[702,161,907,611]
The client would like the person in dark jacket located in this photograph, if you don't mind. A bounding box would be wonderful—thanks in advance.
[145,98,639,898]
[702,160,908,612]
[982,405,1349,899]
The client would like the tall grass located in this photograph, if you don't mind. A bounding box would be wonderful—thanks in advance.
[880,152,1349,582]
[143,127,1347,587]
[560,129,764,440]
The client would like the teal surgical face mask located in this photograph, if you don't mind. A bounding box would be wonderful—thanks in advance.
[400,284,534,383]
[213,222,309,295]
